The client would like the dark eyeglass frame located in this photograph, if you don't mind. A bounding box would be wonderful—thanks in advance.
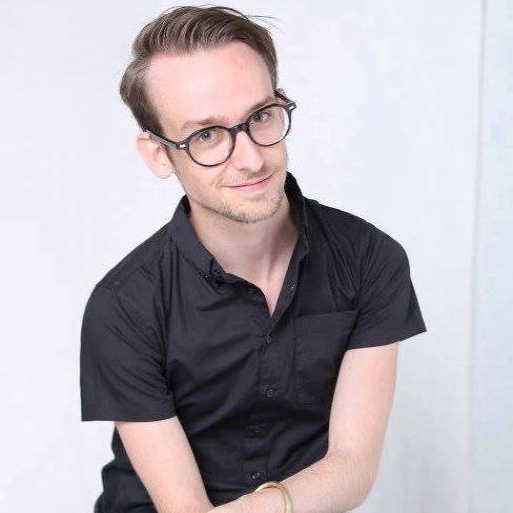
[142,89,297,167]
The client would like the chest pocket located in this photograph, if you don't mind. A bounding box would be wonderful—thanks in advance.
[293,309,358,405]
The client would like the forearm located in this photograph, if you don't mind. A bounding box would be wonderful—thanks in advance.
[165,500,214,513]
[212,449,372,513]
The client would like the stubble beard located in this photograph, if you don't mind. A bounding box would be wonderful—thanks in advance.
[174,161,288,226]
[212,181,286,225]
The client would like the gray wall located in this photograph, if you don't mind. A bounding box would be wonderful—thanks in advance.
[0,1,510,512]
[470,1,513,512]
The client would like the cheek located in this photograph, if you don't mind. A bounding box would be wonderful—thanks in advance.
[257,146,285,172]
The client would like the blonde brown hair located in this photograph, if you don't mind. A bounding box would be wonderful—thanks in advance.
[119,4,279,135]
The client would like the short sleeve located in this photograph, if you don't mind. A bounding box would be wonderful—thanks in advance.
[346,226,427,350]
[80,285,176,421]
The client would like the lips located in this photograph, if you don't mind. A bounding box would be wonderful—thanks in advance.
[230,175,271,187]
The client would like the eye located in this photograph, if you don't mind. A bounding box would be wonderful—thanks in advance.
[251,110,271,123]
[192,128,222,144]
[199,130,213,142]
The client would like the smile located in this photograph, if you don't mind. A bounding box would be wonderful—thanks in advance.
[228,174,272,192]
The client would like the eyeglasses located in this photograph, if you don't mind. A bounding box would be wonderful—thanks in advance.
[142,90,297,167]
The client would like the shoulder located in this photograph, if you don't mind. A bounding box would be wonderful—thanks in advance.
[306,198,369,235]
[95,221,171,291]
[86,221,173,322]
[305,196,399,248]
[304,197,407,267]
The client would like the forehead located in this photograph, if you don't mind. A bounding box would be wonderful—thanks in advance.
[145,41,273,134]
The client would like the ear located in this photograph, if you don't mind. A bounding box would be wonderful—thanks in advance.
[136,131,175,179]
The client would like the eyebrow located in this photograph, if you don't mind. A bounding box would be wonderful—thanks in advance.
[180,94,277,133]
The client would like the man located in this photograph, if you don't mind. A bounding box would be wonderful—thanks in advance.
[80,5,427,513]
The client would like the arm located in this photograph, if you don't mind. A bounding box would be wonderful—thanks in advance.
[116,416,214,513]
[81,286,212,512]
[212,342,399,513]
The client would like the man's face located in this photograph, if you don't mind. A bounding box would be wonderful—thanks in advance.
[143,41,289,225]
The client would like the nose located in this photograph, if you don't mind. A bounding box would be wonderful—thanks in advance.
[229,125,265,170]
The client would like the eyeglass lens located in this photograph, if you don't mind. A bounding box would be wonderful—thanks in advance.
[188,105,290,166]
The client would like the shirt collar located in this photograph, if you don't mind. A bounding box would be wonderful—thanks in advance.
[168,171,309,277]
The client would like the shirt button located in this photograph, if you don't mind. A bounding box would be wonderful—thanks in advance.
[266,334,272,345]
[290,282,296,291]
[265,388,275,398]
[251,471,267,481]
[251,426,263,435]
[247,287,255,295]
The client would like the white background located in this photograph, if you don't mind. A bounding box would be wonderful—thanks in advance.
[1,1,511,512]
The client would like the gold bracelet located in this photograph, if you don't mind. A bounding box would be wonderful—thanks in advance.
[254,480,293,513]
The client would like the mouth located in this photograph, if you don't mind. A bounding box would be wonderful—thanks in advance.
[228,174,273,190]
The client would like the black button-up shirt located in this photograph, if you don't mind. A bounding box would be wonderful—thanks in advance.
[80,171,427,512]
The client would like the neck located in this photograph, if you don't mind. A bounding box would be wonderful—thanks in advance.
[188,196,299,285]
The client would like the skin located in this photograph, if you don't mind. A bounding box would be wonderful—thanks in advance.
[127,41,398,513]
[136,41,299,289]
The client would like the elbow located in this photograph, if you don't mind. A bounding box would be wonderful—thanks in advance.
[355,459,379,507]
[350,470,376,509]
[360,461,379,503]
[356,476,375,508]
[327,446,378,507]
